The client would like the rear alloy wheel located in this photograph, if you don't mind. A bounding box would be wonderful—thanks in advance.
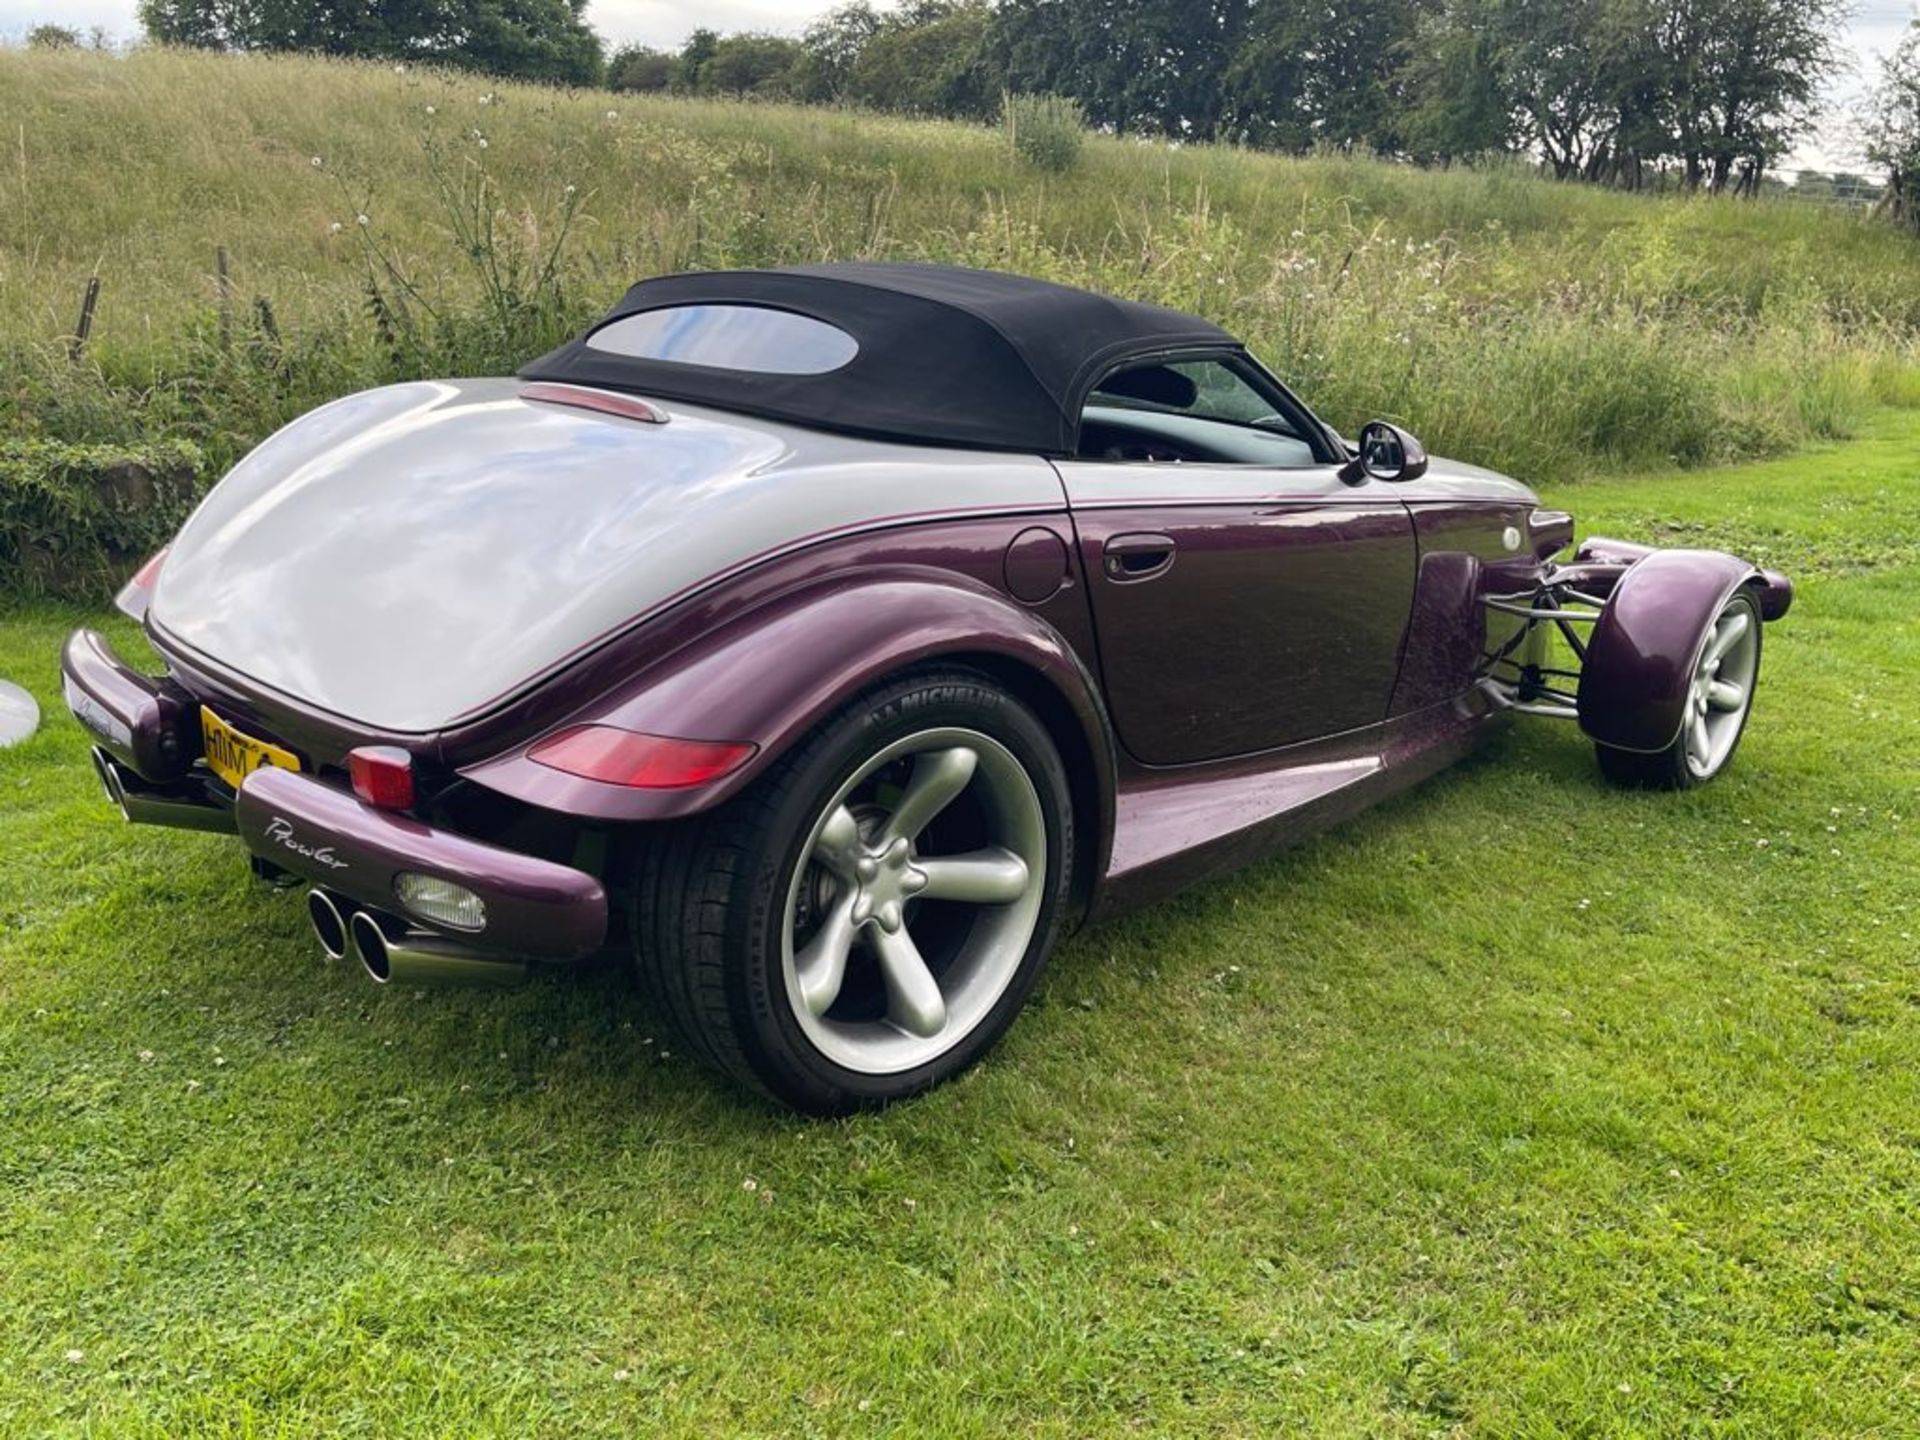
[634,670,1074,1112]
[1595,590,1762,790]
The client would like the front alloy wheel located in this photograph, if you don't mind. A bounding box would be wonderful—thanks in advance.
[633,670,1074,1112]
[1595,589,1762,790]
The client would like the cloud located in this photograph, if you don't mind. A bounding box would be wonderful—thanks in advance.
[587,0,843,49]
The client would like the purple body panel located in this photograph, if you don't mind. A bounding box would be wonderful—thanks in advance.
[1576,549,1765,753]
[1097,689,1499,916]
[234,767,607,959]
[1071,502,1418,762]
[1391,500,1542,716]
[459,565,1114,829]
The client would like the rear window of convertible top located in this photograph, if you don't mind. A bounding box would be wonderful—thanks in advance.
[583,304,859,376]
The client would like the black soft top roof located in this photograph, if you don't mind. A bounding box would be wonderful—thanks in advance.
[520,262,1237,455]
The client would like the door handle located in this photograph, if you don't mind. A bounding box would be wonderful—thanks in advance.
[1103,532,1176,582]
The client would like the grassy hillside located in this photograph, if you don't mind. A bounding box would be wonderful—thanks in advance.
[2,46,1919,494]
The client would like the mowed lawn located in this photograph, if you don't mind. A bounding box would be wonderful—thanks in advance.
[1,415,1915,1438]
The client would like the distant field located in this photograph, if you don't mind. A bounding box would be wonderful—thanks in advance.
[2,46,1919,490]
[2,414,1915,1437]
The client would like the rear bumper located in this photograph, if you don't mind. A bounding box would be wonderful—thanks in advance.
[234,766,608,961]
[61,628,197,782]
[65,626,609,962]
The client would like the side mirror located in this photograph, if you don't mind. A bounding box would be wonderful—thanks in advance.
[1338,420,1428,485]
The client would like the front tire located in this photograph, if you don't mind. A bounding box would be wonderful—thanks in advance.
[1594,590,1762,790]
[633,669,1075,1113]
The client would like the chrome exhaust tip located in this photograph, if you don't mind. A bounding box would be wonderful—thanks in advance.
[307,888,352,961]
[91,746,236,834]
[349,910,527,989]
[91,745,129,816]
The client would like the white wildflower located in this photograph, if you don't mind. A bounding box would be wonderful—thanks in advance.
[425,104,436,115]
[65,1349,84,1364]
[606,109,619,120]
[477,138,488,150]
[741,1176,759,1192]
[357,214,369,226]
[310,155,323,168]
[329,221,343,234]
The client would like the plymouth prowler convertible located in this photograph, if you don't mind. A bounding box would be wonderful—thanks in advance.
[63,264,1791,1110]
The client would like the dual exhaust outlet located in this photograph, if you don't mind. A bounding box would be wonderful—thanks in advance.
[92,747,530,989]
[306,888,528,988]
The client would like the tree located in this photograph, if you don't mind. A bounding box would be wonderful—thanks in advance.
[1862,23,1920,230]
[847,2,996,118]
[136,0,604,86]
[798,1,889,99]
[1659,0,1845,192]
[448,0,602,85]
[608,44,674,92]
[1473,0,1665,183]
[1400,8,1517,161]
[992,0,1256,141]
[1225,0,1437,153]
[26,23,84,48]
[694,33,807,96]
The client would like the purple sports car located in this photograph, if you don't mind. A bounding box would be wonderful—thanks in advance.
[63,264,1792,1111]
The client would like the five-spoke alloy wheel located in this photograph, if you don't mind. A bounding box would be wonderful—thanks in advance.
[633,670,1074,1112]
[782,727,1048,1075]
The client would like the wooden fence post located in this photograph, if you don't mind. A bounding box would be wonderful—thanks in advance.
[69,275,100,363]
[215,245,233,353]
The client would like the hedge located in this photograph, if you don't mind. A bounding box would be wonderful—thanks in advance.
[0,437,206,600]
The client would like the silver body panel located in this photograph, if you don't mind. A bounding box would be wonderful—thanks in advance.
[151,379,1065,732]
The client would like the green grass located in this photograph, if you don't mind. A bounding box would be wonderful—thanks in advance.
[1,414,1915,1436]
[3,46,1919,496]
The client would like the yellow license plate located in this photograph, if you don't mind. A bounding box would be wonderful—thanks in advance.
[200,707,300,790]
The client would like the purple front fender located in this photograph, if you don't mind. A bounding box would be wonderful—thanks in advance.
[1576,548,1786,754]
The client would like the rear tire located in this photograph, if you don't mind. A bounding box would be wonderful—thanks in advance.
[632,668,1074,1113]
[1594,590,1762,790]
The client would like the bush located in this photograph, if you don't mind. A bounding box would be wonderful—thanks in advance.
[0,438,205,599]
[1002,91,1084,172]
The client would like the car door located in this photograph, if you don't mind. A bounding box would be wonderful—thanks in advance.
[1058,355,1418,767]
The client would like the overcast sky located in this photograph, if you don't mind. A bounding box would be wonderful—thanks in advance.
[3,0,1916,170]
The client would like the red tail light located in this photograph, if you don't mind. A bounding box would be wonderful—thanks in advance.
[133,548,170,589]
[527,726,756,789]
[115,545,172,620]
[348,745,416,810]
